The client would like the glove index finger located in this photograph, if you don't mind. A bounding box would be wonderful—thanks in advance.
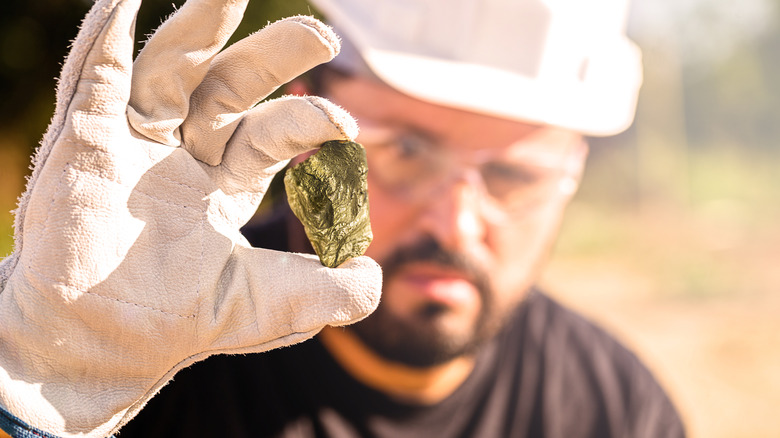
[181,16,341,166]
[128,0,250,146]
[211,95,358,196]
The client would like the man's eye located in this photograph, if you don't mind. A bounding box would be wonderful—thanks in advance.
[391,134,428,160]
[480,162,549,200]
[482,163,541,185]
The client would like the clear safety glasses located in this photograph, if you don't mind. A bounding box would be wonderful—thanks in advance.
[359,125,585,224]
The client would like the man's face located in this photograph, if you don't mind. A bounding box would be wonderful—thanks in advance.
[324,75,587,367]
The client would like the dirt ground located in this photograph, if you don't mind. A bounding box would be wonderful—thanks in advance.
[541,203,780,438]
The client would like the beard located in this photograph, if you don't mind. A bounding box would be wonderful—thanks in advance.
[349,236,503,368]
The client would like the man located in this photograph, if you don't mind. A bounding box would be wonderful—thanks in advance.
[0,0,684,437]
[124,0,683,436]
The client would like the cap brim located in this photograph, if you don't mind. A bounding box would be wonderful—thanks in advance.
[357,40,642,136]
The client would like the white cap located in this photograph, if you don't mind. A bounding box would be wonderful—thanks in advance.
[308,0,643,136]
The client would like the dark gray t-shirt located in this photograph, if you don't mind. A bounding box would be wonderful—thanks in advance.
[121,288,684,438]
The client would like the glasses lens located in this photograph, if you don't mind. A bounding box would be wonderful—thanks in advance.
[363,129,575,217]
[365,131,443,197]
[480,161,570,214]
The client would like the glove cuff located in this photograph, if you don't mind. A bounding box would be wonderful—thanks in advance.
[0,403,86,438]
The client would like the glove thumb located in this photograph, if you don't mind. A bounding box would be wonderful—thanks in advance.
[197,247,382,354]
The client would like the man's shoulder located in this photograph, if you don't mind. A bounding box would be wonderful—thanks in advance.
[520,290,630,356]
[504,290,686,437]
[516,290,656,390]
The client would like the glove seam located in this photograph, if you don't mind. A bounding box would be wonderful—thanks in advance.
[134,185,206,210]
[24,265,197,319]
[59,139,211,200]
[302,95,356,140]
[25,160,207,302]
[10,0,122,276]
[286,15,340,57]
[196,214,205,313]
[27,163,74,273]
[145,169,208,198]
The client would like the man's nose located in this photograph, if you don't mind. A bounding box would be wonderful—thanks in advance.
[418,175,487,252]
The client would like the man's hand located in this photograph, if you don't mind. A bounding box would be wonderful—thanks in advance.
[0,0,381,436]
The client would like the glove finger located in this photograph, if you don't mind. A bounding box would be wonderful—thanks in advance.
[127,0,249,146]
[181,16,341,165]
[200,247,382,353]
[212,95,358,195]
[66,0,140,123]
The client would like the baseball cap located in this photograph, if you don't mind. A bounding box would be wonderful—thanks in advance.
[308,0,643,136]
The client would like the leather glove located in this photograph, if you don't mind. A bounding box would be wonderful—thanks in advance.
[0,0,382,436]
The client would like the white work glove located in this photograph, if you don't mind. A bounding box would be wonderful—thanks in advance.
[0,0,382,436]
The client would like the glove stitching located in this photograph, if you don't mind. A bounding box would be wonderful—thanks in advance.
[24,264,196,319]
[133,183,207,210]
[145,168,209,198]
[22,160,201,318]
[11,0,121,269]
[20,149,209,317]
[197,214,205,304]
[302,95,355,140]
[27,162,74,270]
[58,139,211,208]
[60,139,211,203]
[67,93,125,118]
[286,15,340,58]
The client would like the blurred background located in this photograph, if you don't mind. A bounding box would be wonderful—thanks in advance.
[0,0,777,436]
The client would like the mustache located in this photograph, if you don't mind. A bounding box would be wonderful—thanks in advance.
[379,236,491,297]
